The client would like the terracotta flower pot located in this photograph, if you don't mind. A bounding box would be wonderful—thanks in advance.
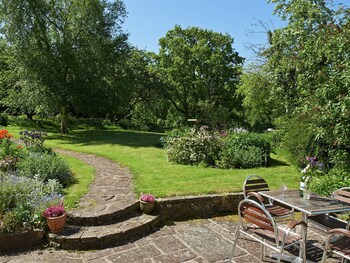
[140,201,155,214]
[46,213,67,234]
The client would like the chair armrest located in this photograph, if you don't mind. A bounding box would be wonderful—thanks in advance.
[246,192,265,204]
[328,228,350,238]
[280,220,307,247]
[287,220,307,230]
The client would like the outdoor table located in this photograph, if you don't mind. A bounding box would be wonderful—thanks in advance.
[258,189,350,263]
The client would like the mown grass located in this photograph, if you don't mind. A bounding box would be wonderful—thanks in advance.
[59,154,95,209]
[7,125,299,198]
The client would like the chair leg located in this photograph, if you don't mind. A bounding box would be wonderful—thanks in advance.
[229,227,241,263]
[321,248,329,263]
[302,231,307,263]
[259,241,264,261]
[276,247,284,263]
[321,237,331,263]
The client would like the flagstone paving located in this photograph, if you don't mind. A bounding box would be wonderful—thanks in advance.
[0,217,338,263]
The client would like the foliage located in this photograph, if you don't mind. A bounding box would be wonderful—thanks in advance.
[263,0,350,170]
[163,126,272,169]
[0,130,27,171]
[18,152,74,187]
[0,113,8,126]
[19,129,51,153]
[277,115,316,166]
[140,194,155,202]
[155,25,244,128]
[237,65,278,131]
[218,132,272,169]
[114,49,163,128]
[164,126,221,167]
[0,174,62,233]
[312,168,350,196]
[0,0,129,133]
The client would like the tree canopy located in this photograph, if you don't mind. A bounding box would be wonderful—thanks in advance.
[256,0,350,167]
[155,25,244,128]
[0,0,129,132]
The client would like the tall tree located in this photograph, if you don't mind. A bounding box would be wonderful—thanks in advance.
[237,64,277,131]
[0,0,128,132]
[156,25,244,128]
[265,0,350,167]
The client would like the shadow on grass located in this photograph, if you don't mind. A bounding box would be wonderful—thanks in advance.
[49,129,164,148]
[268,158,290,167]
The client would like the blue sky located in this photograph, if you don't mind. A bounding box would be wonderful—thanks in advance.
[123,1,286,63]
[123,0,346,64]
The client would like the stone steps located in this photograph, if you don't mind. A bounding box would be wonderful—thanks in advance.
[48,212,161,250]
[68,202,140,226]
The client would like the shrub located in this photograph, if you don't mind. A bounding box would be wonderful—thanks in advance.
[18,153,74,187]
[0,130,28,171]
[312,168,350,196]
[0,174,62,233]
[164,127,221,166]
[218,132,272,169]
[19,130,52,154]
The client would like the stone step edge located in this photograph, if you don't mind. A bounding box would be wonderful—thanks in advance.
[68,201,141,226]
[48,213,161,250]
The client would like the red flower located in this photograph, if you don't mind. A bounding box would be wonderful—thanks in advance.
[0,129,12,139]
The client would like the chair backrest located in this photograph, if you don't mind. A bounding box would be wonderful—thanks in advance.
[333,187,350,204]
[243,175,270,199]
[238,199,276,233]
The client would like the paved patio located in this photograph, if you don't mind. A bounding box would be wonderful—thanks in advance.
[0,216,340,263]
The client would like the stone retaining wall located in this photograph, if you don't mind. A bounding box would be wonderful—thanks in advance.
[154,193,244,221]
[0,230,45,252]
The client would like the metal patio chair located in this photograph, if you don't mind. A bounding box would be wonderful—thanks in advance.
[229,199,307,262]
[321,228,350,263]
[243,175,294,220]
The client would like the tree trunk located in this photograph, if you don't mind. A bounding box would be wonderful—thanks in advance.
[60,106,68,133]
[25,112,34,120]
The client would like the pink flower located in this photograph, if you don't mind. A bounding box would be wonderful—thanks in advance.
[140,194,155,202]
[42,205,65,218]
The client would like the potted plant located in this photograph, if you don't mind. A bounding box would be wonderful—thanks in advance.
[139,194,155,214]
[42,204,66,234]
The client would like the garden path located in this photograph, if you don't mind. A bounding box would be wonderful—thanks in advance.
[54,148,136,217]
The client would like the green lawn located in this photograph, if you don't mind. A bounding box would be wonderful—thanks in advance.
[59,154,95,209]
[8,126,300,197]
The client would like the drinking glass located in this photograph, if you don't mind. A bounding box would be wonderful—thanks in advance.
[280,185,288,197]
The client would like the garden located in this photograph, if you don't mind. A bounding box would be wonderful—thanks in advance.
[0,128,84,236]
[0,0,350,251]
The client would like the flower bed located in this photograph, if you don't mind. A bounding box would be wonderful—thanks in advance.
[0,129,73,240]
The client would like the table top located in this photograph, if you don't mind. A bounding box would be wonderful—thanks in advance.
[259,190,350,216]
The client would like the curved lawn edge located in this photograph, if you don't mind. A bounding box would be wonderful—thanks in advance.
[7,126,299,198]
[57,152,95,209]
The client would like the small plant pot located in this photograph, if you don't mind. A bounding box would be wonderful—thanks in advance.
[140,201,155,214]
[46,213,67,234]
